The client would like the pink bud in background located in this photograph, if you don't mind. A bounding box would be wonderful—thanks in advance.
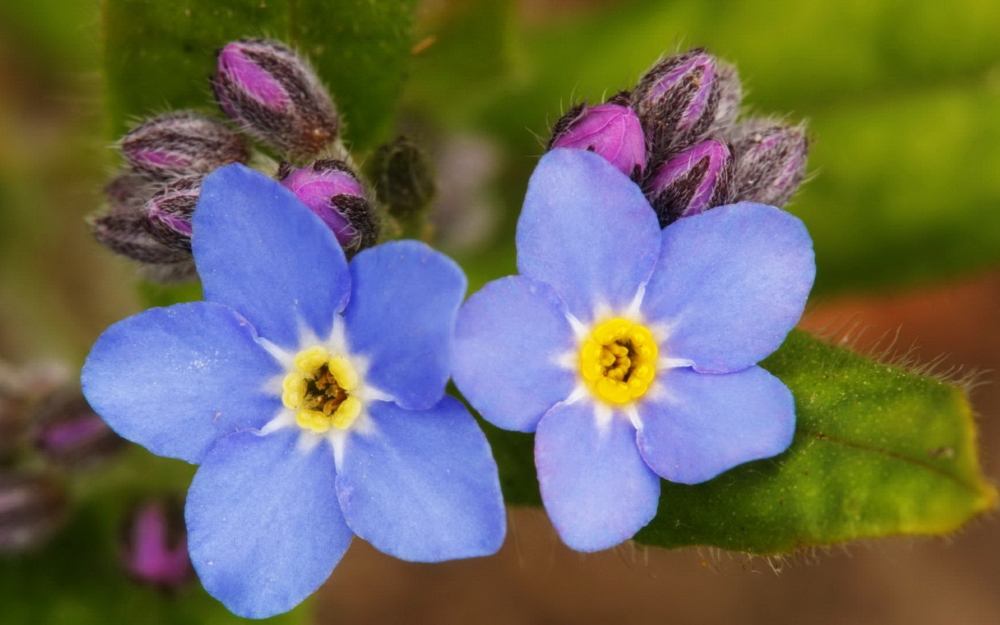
[120,112,248,180]
[119,499,193,593]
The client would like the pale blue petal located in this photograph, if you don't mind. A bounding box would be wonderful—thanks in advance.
[516,149,661,323]
[193,164,350,349]
[81,302,281,464]
[186,429,352,619]
[343,241,466,410]
[636,366,795,484]
[452,276,577,432]
[336,398,505,561]
[641,203,814,373]
[534,401,660,551]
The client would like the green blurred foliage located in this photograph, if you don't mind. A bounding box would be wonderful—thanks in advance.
[487,330,997,553]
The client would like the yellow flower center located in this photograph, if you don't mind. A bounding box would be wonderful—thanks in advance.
[579,318,658,405]
[281,346,361,433]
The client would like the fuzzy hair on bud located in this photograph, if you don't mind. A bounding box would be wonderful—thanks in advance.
[632,49,742,165]
[141,178,200,253]
[212,39,339,162]
[548,93,647,179]
[278,159,379,255]
[120,111,248,180]
[645,139,734,226]
[728,119,809,207]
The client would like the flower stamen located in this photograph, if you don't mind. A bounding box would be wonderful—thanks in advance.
[579,318,658,405]
[282,347,361,433]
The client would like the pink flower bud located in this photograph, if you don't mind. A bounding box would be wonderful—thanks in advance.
[632,49,741,160]
[119,498,193,592]
[278,159,379,254]
[120,112,248,180]
[646,139,733,225]
[729,120,808,207]
[549,95,646,178]
[30,388,126,469]
[213,39,339,161]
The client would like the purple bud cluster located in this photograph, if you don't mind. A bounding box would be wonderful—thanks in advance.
[546,48,809,226]
[91,39,383,279]
[0,361,124,553]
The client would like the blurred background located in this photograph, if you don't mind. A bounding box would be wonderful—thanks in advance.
[1,0,999,622]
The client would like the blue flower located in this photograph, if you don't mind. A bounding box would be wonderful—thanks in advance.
[82,165,506,619]
[452,148,814,552]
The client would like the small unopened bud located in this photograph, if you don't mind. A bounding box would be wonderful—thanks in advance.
[632,49,741,161]
[729,120,808,207]
[548,94,646,179]
[278,159,379,254]
[30,388,125,469]
[141,178,200,253]
[90,211,192,266]
[119,498,193,592]
[367,136,436,225]
[645,139,733,226]
[104,171,156,213]
[212,39,339,161]
[120,112,248,180]
[0,472,68,553]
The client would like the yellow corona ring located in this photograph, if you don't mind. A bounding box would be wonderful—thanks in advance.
[579,318,658,405]
[281,346,362,433]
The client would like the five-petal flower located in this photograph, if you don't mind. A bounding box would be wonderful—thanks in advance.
[82,164,506,618]
[452,148,815,552]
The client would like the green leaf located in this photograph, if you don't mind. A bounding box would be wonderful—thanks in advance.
[482,330,997,554]
[0,449,310,624]
[103,0,416,149]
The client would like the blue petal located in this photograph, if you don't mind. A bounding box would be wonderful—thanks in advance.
[193,164,350,349]
[343,241,466,410]
[452,276,577,432]
[186,429,352,619]
[336,397,506,562]
[641,203,815,373]
[81,302,281,464]
[516,149,661,323]
[636,366,795,485]
[534,401,660,551]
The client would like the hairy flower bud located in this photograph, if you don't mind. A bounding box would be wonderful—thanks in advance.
[119,498,193,592]
[632,49,741,162]
[212,39,339,161]
[141,178,200,252]
[367,136,437,223]
[278,159,378,254]
[548,94,646,178]
[0,472,68,553]
[729,120,808,207]
[91,176,201,282]
[30,388,125,469]
[120,112,248,180]
[645,139,733,226]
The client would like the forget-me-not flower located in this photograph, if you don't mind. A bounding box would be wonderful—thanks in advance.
[452,148,814,552]
[82,164,506,618]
